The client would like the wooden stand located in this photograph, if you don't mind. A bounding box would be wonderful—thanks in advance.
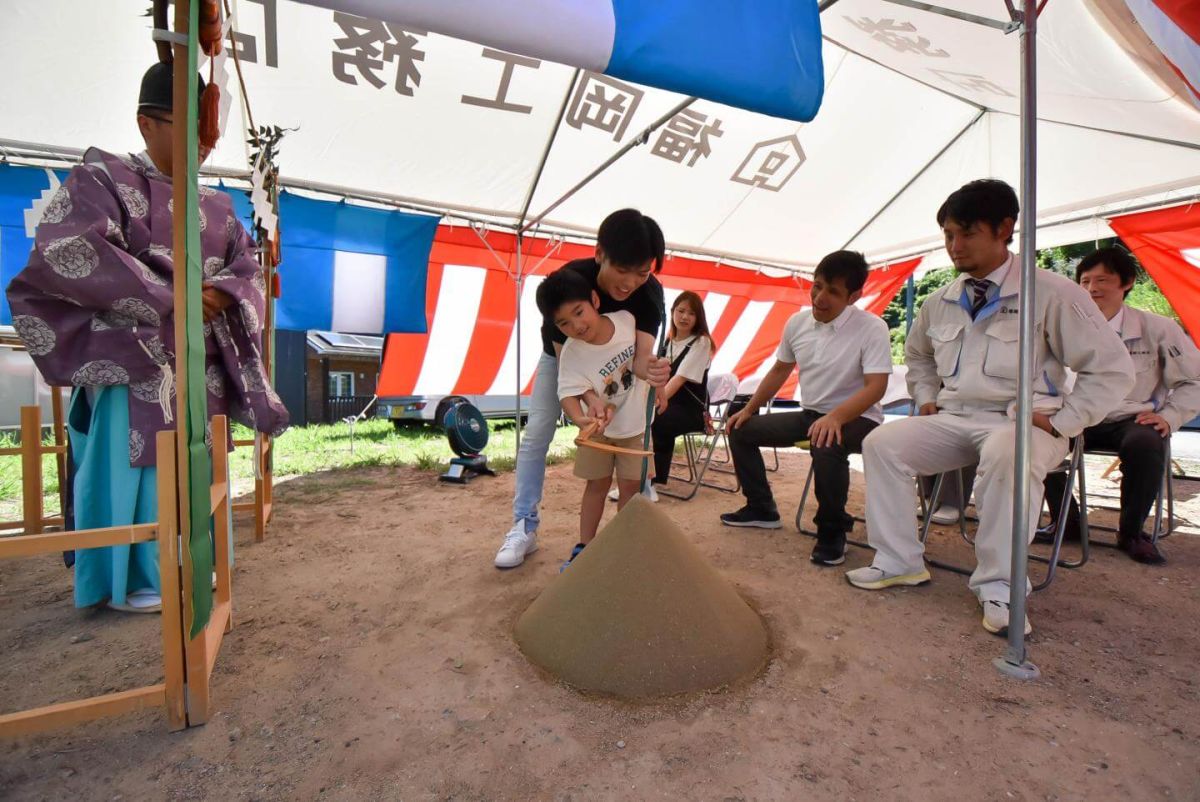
[0,430,187,735]
[0,416,236,735]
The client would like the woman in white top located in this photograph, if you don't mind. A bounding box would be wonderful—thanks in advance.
[652,291,715,486]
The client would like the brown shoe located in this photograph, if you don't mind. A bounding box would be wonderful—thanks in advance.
[1124,533,1166,565]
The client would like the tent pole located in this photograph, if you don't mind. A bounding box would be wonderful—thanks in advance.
[995,0,1040,681]
[521,96,697,235]
[518,70,580,227]
[514,235,523,455]
[904,275,915,336]
[840,110,984,250]
[512,71,579,455]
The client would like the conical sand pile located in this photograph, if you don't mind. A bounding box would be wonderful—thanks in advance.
[515,496,769,698]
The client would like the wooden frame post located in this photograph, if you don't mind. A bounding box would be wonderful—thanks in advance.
[51,387,67,521]
[178,416,235,726]
[156,430,188,731]
[232,433,273,541]
[19,406,44,536]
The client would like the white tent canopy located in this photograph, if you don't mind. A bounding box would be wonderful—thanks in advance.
[1,0,1198,272]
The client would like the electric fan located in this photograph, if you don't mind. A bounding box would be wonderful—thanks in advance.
[439,398,495,484]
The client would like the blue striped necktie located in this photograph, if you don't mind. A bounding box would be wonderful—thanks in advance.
[967,278,991,320]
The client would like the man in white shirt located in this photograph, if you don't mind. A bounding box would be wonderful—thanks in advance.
[721,251,892,567]
[1041,247,1200,564]
[846,179,1134,637]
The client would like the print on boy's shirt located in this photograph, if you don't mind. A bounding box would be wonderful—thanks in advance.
[599,344,637,398]
[602,364,636,398]
[599,344,637,379]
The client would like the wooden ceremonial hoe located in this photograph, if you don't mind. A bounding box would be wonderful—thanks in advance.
[573,421,654,458]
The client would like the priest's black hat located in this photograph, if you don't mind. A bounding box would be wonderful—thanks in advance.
[138,62,206,114]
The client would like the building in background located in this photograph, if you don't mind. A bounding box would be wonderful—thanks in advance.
[305,331,382,425]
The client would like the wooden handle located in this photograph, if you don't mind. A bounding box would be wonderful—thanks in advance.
[573,428,653,458]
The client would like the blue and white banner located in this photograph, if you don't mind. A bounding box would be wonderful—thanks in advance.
[1,164,68,325]
[294,0,825,122]
[1,162,436,334]
[229,191,437,334]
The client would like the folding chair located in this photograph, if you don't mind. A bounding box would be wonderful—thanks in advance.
[1076,437,1174,546]
[793,447,937,549]
[794,367,916,548]
[706,373,782,476]
[918,437,1088,592]
[658,373,741,500]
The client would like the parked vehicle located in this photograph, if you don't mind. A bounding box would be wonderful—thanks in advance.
[376,393,528,429]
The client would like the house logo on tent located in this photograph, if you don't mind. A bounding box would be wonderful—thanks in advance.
[730,135,806,192]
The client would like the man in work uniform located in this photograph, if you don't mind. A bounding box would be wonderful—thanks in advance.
[845,179,1134,637]
[1041,247,1200,565]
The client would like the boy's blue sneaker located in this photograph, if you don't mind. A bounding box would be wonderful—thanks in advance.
[560,542,586,573]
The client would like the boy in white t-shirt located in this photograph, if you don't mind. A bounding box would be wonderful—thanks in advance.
[536,267,652,570]
[721,251,893,567]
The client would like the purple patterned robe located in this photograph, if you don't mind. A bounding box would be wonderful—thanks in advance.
[5,148,289,467]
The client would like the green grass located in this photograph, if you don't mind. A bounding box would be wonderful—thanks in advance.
[0,429,65,525]
[228,417,579,484]
[0,418,581,518]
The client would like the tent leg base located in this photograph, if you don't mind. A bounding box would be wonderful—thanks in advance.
[992,656,1040,681]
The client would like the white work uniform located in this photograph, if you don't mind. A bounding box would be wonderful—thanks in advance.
[1104,305,1200,431]
[863,254,1135,601]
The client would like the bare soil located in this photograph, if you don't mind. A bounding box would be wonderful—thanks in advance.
[2,451,1199,801]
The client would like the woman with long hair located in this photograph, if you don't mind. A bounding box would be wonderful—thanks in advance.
[651,291,714,491]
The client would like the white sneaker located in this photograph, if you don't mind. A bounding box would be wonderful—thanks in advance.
[494,520,538,569]
[929,505,960,525]
[845,565,931,590]
[608,484,659,503]
[981,600,1032,636]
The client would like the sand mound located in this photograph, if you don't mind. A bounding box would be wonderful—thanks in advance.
[515,495,769,698]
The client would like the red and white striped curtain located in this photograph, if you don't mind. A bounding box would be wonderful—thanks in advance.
[378,226,919,400]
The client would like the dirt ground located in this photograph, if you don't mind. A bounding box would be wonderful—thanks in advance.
[2,450,1199,801]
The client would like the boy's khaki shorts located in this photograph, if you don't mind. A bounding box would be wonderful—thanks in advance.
[574,434,653,482]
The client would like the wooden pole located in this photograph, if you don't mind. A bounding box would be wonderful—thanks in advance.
[51,387,67,523]
[170,0,196,642]
[156,430,187,731]
[20,406,43,536]
[211,416,233,631]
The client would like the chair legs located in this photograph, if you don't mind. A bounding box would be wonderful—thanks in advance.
[1075,439,1174,547]
[658,429,739,500]
[919,441,1088,592]
[793,450,876,551]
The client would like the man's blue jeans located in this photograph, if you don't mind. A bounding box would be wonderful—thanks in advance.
[512,351,560,532]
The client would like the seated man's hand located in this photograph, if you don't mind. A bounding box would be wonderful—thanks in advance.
[807,414,843,448]
[727,407,755,431]
[1032,411,1059,437]
[919,403,939,416]
[201,283,234,322]
[645,356,671,388]
[1135,411,1171,437]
